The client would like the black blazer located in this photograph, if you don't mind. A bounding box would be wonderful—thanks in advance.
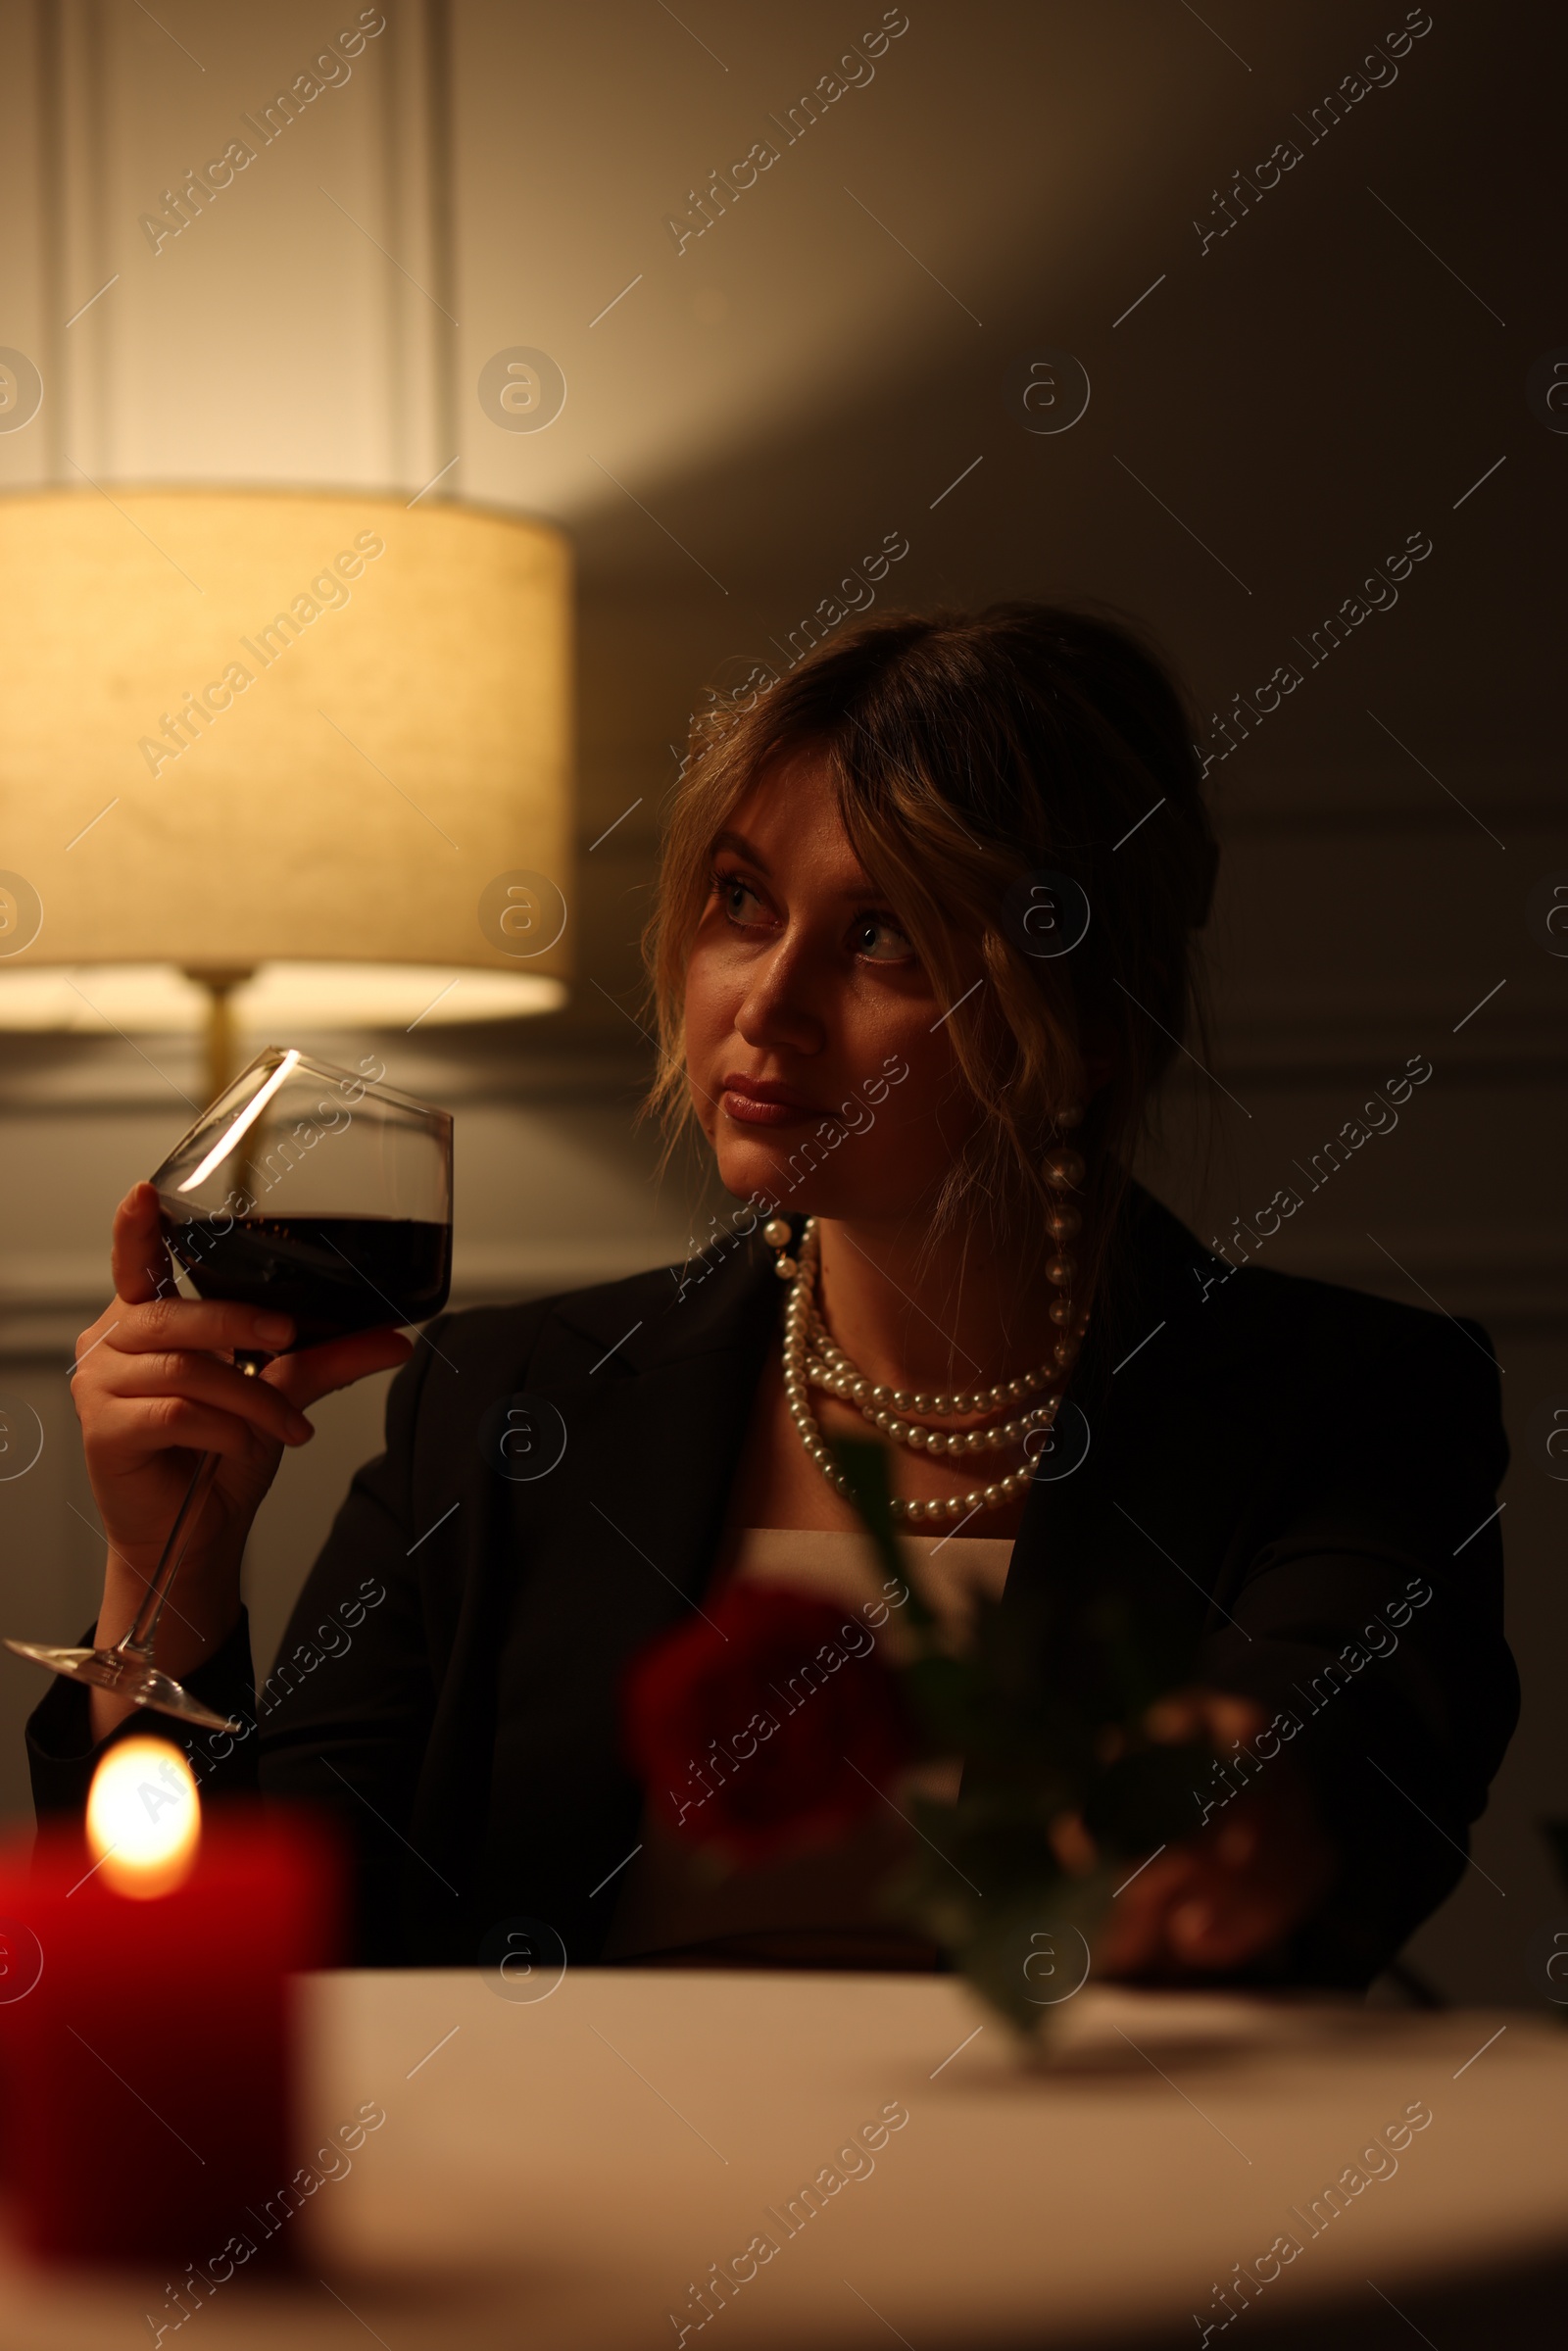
[29,1184,1517,1985]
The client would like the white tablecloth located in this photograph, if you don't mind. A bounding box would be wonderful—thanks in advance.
[2,1969,1563,2347]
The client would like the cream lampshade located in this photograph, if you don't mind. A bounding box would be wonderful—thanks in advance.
[0,489,572,1092]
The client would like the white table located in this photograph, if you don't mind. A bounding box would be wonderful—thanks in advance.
[2,1970,1564,2347]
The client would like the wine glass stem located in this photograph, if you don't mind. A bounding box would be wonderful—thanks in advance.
[115,1354,268,1664]
[117,1450,221,1661]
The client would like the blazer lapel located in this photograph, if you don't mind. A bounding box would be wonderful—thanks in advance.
[1004,1182,1253,1648]
[461,1235,784,1958]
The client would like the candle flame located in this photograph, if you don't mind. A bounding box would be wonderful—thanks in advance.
[86,1739,201,1899]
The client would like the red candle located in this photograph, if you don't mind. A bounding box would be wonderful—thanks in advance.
[0,1739,338,2270]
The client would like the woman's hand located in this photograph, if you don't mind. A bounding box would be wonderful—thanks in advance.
[75,1182,415,1722]
[1074,1690,1338,1979]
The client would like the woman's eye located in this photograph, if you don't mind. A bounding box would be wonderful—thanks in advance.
[852,914,913,962]
[715,871,764,924]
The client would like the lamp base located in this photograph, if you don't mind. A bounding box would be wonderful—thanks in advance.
[182,965,255,1102]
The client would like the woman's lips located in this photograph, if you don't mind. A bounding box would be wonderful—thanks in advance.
[719,1074,832,1129]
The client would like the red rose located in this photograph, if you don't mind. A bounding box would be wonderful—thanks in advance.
[622,1582,914,1864]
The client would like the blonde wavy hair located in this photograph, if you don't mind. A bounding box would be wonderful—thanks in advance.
[643,603,1218,1314]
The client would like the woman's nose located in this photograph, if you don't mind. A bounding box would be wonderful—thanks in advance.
[734,941,825,1057]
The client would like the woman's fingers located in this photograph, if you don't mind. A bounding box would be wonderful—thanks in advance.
[269,1324,415,1410]
[92,1294,416,1396]
[1144,1687,1265,1750]
[1048,1808,1099,1876]
[1097,1847,1201,1973]
[103,1351,314,1448]
[110,1182,177,1307]
[102,1300,412,1394]
[87,1189,415,1469]
[1101,1847,1268,1974]
[76,1280,414,1471]
[107,1294,296,1359]
[1096,1751,1337,1979]
[1161,1836,1302,1970]
[90,1394,270,1467]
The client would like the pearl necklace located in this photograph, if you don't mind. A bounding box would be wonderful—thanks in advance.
[805,1306,1060,1451]
[770,1214,1088,1526]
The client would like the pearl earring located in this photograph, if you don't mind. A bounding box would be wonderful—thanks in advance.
[762,1216,797,1279]
[1042,1134,1086,1353]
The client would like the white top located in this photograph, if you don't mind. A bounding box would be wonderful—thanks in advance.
[713,1523,1013,1630]
[599,1527,1015,1967]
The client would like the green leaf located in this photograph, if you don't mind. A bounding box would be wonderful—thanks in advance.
[828,1435,938,1632]
[900,1650,990,1754]
[951,1875,1118,2040]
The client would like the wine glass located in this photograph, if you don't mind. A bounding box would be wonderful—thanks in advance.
[6,1046,453,1733]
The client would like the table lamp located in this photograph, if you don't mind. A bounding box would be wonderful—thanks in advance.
[0,489,571,1097]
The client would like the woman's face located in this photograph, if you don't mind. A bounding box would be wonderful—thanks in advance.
[683,757,985,1222]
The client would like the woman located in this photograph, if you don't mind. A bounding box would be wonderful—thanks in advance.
[30,604,1516,1986]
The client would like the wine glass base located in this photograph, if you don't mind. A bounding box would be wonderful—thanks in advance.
[3,1640,242,1736]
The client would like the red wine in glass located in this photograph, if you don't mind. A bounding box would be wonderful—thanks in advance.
[5,1048,453,1731]
[160,1212,452,1350]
